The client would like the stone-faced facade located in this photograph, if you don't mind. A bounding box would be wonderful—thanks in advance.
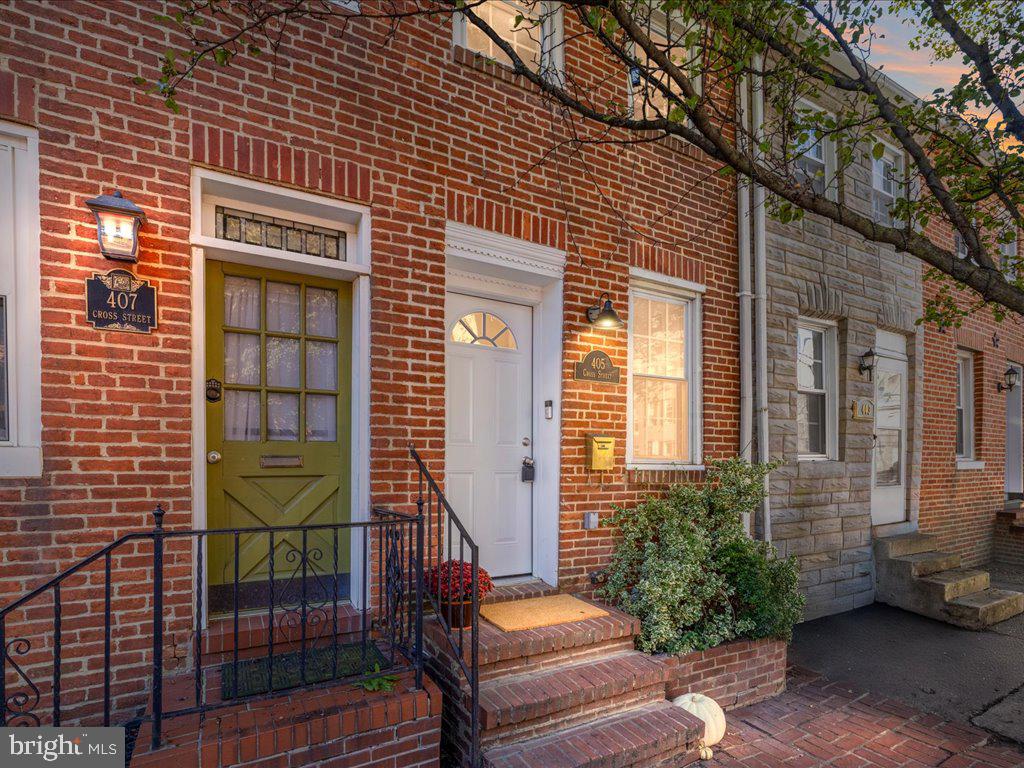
[763,96,924,620]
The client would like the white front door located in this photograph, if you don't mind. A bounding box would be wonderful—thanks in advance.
[445,292,533,577]
[1006,363,1023,498]
[871,331,909,526]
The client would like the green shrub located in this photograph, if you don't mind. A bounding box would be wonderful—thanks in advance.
[598,457,804,655]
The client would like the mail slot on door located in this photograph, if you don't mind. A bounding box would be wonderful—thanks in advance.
[586,434,615,471]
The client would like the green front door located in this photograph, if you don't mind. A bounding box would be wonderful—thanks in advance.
[206,261,351,612]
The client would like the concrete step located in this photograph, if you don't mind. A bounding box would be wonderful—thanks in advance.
[918,568,990,602]
[479,651,668,748]
[890,551,962,578]
[945,588,1024,630]
[484,700,703,768]
[874,533,939,560]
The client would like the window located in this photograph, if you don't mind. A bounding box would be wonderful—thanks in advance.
[954,231,969,260]
[629,16,703,120]
[216,206,345,261]
[0,122,42,477]
[455,0,563,76]
[956,350,975,460]
[796,320,838,459]
[628,278,702,466]
[450,311,517,349]
[792,102,837,200]
[1001,233,1018,280]
[871,143,905,226]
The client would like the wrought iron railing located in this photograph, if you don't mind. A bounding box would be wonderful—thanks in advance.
[411,444,481,767]
[0,505,424,754]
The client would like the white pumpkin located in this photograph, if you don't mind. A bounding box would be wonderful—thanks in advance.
[671,692,726,747]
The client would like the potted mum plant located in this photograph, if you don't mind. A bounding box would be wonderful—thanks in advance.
[427,559,493,628]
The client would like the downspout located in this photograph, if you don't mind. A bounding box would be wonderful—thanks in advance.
[736,72,754,534]
[752,54,772,543]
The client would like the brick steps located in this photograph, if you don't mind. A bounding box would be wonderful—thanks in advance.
[479,651,668,747]
[426,597,704,767]
[875,533,1024,629]
[483,700,703,768]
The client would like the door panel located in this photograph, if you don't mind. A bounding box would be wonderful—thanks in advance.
[206,261,352,612]
[1007,363,1023,496]
[445,293,533,577]
[871,334,908,526]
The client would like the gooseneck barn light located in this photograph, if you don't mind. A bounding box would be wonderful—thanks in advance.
[85,190,146,262]
[585,293,625,330]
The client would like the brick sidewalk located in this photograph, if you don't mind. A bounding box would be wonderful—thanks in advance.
[706,667,1024,767]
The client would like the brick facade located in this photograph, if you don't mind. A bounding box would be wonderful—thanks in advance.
[0,0,740,739]
[919,227,1024,568]
[661,637,787,710]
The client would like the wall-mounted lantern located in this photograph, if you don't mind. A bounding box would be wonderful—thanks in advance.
[585,293,625,330]
[998,367,1020,393]
[858,348,876,381]
[85,190,146,262]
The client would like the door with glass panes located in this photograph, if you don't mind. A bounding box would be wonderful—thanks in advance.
[870,331,908,526]
[205,261,351,611]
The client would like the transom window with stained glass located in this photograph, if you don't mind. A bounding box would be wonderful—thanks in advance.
[216,206,346,261]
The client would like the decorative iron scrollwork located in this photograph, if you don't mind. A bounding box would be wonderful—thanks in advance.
[383,527,405,633]
[275,545,332,648]
[3,638,41,727]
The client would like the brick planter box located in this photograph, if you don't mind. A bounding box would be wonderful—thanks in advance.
[659,637,787,711]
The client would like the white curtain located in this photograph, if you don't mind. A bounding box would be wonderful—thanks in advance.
[223,277,260,441]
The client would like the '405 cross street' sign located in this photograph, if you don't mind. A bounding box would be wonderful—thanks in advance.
[85,269,158,334]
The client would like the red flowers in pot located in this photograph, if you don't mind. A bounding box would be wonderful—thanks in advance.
[426,560,493,628]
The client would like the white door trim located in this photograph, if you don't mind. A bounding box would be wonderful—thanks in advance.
[190,169,372,615]
[1006,362,1023,496]
[445,222,564,587]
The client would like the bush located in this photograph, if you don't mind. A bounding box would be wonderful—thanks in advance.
[597,457,803,654]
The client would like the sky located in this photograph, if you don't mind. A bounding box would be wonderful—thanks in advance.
[866,9,967,97]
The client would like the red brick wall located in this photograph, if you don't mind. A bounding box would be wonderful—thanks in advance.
[661,638,787,711]
[0,0,739,728]
[920,223,1024,567]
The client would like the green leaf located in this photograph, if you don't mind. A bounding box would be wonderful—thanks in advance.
[872,142,885,160]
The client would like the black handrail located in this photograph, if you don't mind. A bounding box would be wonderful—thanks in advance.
[0,503,426,754]
[409,444,481,767]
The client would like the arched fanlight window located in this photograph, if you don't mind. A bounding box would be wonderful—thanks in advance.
[450,311,517,349]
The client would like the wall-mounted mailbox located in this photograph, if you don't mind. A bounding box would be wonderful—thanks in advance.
[586,434,615,471]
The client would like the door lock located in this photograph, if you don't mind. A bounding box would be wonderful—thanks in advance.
[207,451,222,465]
[521,456,535,482]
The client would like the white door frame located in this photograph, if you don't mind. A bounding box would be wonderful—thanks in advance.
[1006,362,1023,497]
[445,222,565,587]
[189,168,373,617]
[870,330,909,526]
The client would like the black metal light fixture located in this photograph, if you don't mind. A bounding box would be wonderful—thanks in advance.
[859,348,876,380]
[585,292,625,330]
[85,189,146,262]
[998,367,1020,392]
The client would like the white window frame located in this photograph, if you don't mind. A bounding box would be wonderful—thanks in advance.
[793,99,838,202]
[0,121,42,478]
[871,139,905,226]
[796,317,838,461]
[627,13,703,121]
[956,349,976,462]
[626,268,704,470]
[453,1,564,79]
[1001,232,1018,280]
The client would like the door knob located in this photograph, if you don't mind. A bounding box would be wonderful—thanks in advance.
[207,451,222,464]
[522,437,531,447]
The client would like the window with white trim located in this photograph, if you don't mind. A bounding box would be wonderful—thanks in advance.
[954,231,969,260]
[1001,232,1018,280]
[956,349,975,460]
[792,101,837,200]
[628,15,703,121]
[796,319,838,460]
[871,143,905,226]
[454,0,563,76]
[0,122,42,477]
[628,281,701,466]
